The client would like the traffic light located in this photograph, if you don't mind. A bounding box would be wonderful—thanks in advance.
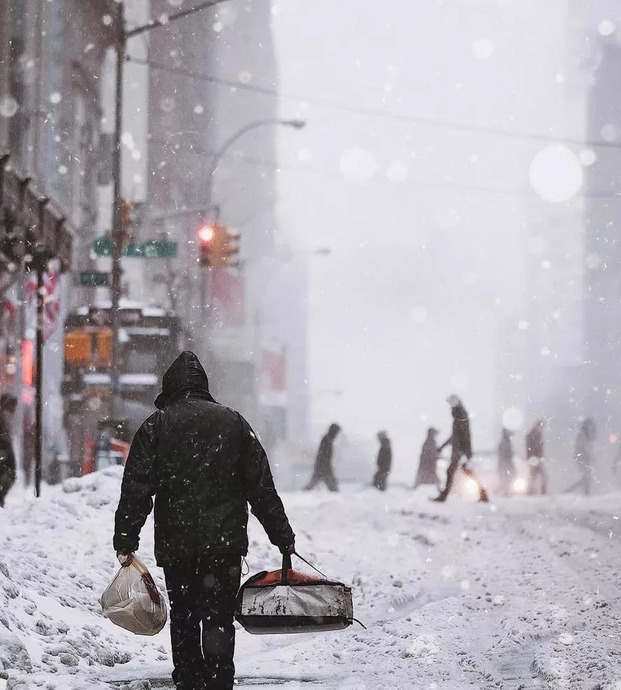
[197,223,240,267]
[120,199,133,227]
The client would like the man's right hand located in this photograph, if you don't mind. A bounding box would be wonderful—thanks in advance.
[282,543,295,555]
[117,552,133,567]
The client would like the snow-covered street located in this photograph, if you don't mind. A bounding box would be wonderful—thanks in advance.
[2,469,621,689]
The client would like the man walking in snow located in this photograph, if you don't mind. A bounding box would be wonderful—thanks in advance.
[304,423,341,491]
[0,393,17,508]
[433,395,488,503]
[372,430,392,491]
[113,352,295,690]
[526,419,547,495]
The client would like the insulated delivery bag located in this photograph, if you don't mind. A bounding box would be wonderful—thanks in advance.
[236,552,356,634]
[100,555,167,636]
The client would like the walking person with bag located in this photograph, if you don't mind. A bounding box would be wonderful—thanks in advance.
[432,395,489,503]
[113,351,295,690]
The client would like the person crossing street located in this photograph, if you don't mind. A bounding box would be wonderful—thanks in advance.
[433,395,488,503]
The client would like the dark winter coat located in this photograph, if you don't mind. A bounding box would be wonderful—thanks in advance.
[314,432,337,475]
[113,351,295,566]
[526,426,544,459]
[0,413,16,489]
[376,439,392,473]
[415,434,439,486]
[446,403,472,459]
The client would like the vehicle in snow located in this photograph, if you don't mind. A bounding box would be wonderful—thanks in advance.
[62,301,182,475]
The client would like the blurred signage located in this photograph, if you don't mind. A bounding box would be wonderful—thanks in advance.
[74,272,110,287]
[92,237,177,258]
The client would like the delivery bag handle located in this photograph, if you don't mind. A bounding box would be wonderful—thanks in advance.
[280,551,329,584]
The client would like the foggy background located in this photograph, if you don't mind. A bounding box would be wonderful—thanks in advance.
[271,0,619,481]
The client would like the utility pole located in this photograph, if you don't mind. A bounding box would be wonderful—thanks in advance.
[108,0,232,414]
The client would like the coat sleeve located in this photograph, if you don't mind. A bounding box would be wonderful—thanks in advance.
[113,414,159,555]
[240,417,295,550]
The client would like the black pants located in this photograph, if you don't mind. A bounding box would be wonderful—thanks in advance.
[439,452,487,501]
[305,469,339,492]
[164,555,241,690]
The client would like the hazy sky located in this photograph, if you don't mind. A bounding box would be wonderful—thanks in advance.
[271,0,589,458]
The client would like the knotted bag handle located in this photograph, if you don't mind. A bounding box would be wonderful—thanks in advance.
[280,551,328,584]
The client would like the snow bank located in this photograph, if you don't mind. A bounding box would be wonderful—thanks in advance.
[2,470,621,689]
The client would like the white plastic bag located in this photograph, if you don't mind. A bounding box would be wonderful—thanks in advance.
[100,555,167,636]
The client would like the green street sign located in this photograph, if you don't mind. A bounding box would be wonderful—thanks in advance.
[92,238,177,258]
[74,271,110,287]
[142,240,177,258]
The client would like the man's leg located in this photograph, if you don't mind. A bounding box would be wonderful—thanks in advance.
[324,471,339,492]
[461,464,488,502]
[164,560,205,690]
[304,470,320,491]
[436,456,460,501]
[197,555,241,689]
[527,465,537,495]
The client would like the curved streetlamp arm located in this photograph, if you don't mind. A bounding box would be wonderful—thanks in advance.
[207,119,283,184]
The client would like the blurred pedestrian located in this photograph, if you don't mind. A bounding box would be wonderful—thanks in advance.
[0,393,17,508]
[433,395,488,503]
[564,418,596,496]
[372,430,392,491]
[414,427,441,489]
[526,419,547,495]
[113,352,295,690]
[498,428,516,495]
[305,423,341,492]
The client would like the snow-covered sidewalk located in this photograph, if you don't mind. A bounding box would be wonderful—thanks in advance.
[2,468,621,689]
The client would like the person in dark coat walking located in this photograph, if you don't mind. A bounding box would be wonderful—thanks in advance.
[414,427,441,489]
[305,423,341,491]
[0,393,17,508]
[372,430,392,491]
[498,428,516,495]
[526,419,547,495]
[433,395,488,503]
[564,418,596,496]
[113,352,295,690]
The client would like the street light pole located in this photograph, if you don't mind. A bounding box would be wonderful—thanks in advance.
[109,0,233,414]
[199,118,306,337]
[205,118,306,211]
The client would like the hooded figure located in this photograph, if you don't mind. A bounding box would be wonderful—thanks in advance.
[0,393,16,508]
[564,418,597,496]
[414,428,441,489]
[433,395,488,503]
[113,352,295,690]
[498,428,515,494]
[525,419,547,495]
[372,431,392,491]
[305,423,341,491]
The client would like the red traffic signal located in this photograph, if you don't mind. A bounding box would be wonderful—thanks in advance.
[197,223,240,267]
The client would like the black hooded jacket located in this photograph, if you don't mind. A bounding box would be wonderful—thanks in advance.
[448,403,472,459]
[113,351,295,565]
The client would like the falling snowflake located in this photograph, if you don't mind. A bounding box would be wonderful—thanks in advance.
[599,19,616,36]
[194,104,204,114]
[472,38,494,60]
[0,95,19,118]
[49,92,62,105]
[579,149,597,167]
[529,145,582,203]
[102,14,113,26]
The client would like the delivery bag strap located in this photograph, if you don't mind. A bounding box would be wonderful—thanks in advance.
[280,551,329,584]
